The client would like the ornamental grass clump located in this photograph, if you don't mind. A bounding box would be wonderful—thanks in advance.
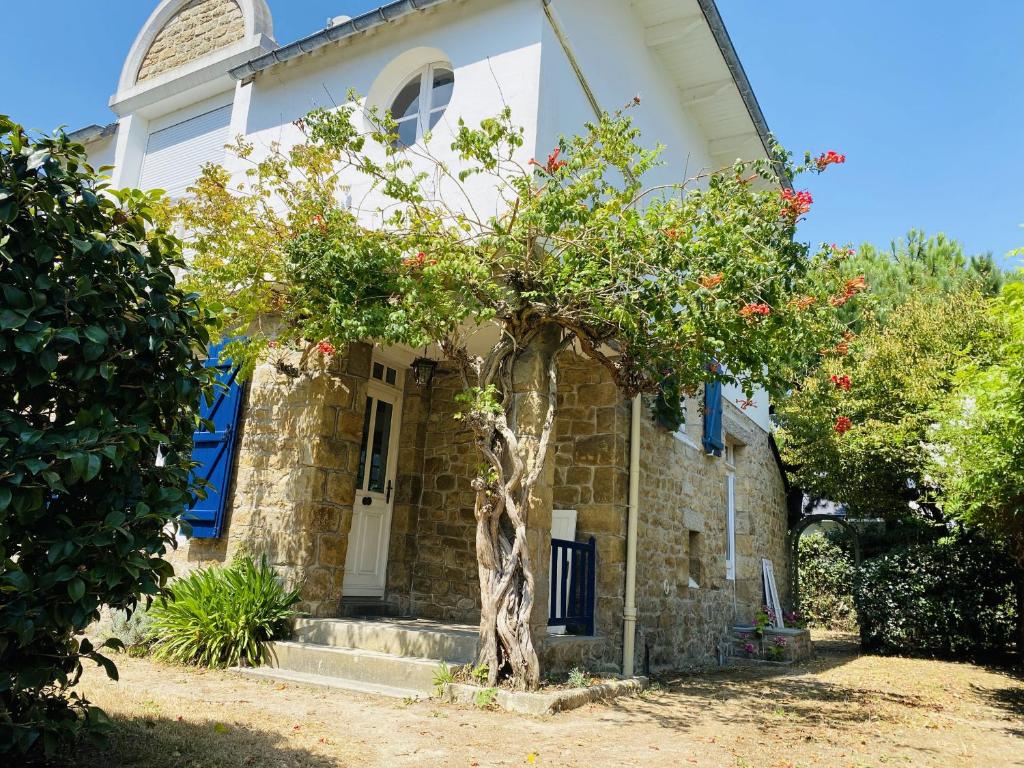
[148,556,300,668]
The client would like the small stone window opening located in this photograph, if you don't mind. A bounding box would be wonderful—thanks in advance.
[389,63,454,148]
[688,530,702,589]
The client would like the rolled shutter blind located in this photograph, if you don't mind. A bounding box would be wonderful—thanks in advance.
[138,104,232,198]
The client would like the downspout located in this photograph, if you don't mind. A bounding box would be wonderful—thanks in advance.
[623,395,641,676]
[541,0,640,677]
[541,0,602,119]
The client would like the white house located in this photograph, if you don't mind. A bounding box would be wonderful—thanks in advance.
[73,0,797,692]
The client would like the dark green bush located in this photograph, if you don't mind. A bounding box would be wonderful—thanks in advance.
[854,533,1019,656]
[797,532,858,630]
[148,556,301,668]
[0,118,213,757]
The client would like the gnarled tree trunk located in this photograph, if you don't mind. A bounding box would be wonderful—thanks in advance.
[453,322,568,690]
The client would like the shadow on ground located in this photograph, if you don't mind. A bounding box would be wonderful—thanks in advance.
[67,711,337,768]
[600,629,943,733]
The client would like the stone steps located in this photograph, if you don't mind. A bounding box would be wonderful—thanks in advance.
[262,641,445,694]
[234,665,426,700]
[291,617,478,663]
[234,618,479,699]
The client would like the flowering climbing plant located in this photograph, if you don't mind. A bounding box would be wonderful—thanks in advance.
[175,96,852,689]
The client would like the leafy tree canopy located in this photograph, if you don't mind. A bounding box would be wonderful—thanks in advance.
[0,117,213,757]
[823,229,1003,334]
[934,278,1024,565]
[776,290,998,520]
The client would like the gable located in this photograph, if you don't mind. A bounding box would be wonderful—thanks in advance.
[136,0,245,83]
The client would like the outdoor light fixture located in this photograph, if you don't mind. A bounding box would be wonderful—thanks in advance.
[412,356,438,387]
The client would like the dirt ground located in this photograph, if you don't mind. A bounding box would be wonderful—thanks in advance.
[69,632,1023,768]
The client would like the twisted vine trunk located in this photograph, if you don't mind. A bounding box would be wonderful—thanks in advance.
[457,323,567,690]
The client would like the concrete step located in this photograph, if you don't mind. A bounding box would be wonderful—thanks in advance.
[291,618,477,663]
[233,665,425,700]
[264,640,447,694]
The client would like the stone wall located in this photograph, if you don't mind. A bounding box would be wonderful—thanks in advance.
[634,397,789,670]
[167,344,371,618]
[137,0,245,83]
[404,368,481,623]
[545,353,630,673]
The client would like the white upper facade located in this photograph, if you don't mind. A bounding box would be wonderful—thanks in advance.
[73,0,775,432]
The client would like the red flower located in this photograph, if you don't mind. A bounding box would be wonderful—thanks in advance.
[699,273,724,290]
[792,295,816,311]
[736,397,757,411]
[830,374,852,391]
[834,416,853,435]
[317,341,336,356]
[739,302,772,319]
[402,251,428,268]
[829,275,868,306]
[312,214,327,232]
[816,150,846,171]
[780,189,813,219]
[530,147,568,174]
[268,340,278,349]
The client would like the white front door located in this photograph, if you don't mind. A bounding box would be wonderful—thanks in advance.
[343,361,404,597]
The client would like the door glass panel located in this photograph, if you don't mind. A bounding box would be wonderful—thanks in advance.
[356,396,372,490]
[367,399,394,492]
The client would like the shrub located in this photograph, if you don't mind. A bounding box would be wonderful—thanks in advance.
[148,556,301,668]
[797,533,858,630]
[566,667,590,688]
[105,606,154,658]
[0,119,213,757]
[854,533,1019,657]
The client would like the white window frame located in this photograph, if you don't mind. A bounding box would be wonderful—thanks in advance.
[725,442,736,581]
[389,61,453,148]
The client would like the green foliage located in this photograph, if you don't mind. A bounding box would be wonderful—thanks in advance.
[0,118,213,757]
[797,533,857,630]
[178,101,850,411]
[934,280,1024,566]
[473,688,498,709]
[469,663,489,685]
[432,661,455,696]
[105,606,154,658]
[148,556,300,668]
[566,667,590,688]
[824,230,1003,334]
[854,534,1019,656]
[777,291,997,519]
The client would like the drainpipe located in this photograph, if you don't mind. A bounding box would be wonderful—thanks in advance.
[541,0,602,120]
[623,394,641,677]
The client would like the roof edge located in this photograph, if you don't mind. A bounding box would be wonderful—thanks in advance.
[229,0,456,81]
[67,122,118,144]
[694,0,774,160]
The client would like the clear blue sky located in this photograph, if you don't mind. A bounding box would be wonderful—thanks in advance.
[5,1,1021,266]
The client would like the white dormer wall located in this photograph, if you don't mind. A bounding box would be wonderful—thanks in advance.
[536,0,714,187]
[239,0,544,224]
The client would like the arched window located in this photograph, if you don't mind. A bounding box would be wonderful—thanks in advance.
[388,63,454,148]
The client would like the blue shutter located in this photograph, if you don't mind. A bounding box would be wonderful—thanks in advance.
[702,378,724,457]
[185,340,244,539]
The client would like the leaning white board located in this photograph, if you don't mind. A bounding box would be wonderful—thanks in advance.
[762,558,784,629]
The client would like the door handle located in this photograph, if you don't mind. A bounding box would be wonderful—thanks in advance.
[385,480,393,504]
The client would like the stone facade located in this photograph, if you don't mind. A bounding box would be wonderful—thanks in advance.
[167,344,372,618]
[634,397,790,671]
[137,0,244,83]
[170,345,789,674]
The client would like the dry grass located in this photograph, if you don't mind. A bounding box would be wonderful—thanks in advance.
[64,631,1023,767]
